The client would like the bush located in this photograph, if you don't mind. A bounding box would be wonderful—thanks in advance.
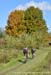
[0,49,18,63]
[0,33,42,49]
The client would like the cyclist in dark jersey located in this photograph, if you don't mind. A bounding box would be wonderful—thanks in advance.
[23,47,28,63]
[31,48,36,58]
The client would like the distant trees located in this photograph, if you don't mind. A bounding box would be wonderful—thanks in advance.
[0,28,4,38]
[48,32,51,44]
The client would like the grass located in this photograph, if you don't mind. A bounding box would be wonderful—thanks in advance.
[0,49,23,71]
[15,49,49,72]
[0,47,51,75]
[33,49,51,72]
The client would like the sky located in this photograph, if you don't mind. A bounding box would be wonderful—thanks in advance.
[0,0,51,32]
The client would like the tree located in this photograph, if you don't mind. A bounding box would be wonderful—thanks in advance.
[24,7,48,33]
[5,6,49,47]
[5,10,24,36]
[5,7,48,36]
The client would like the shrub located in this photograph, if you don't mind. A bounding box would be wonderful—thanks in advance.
[0,49,18,63]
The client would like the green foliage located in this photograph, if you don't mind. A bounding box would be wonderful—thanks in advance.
[5,6,49,47]
[0,33,48,50]
[5,6,48,35]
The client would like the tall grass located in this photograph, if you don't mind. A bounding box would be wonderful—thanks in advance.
[0,33,48,63]
[0,34,39,49]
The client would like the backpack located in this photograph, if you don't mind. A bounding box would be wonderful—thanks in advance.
[23,48,28,55]
[31,48,35,54]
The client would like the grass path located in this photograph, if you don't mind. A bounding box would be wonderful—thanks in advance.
[0,48,50,75]
[14,50,49,72]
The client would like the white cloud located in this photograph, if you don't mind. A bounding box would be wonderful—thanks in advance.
[15,1,51,11]
[9,1,51,14]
